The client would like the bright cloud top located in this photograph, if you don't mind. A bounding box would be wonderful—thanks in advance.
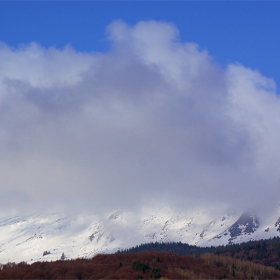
[0,20,279,215]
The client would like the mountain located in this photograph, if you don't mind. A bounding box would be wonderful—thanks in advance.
[204,211,260,246]
[0,206,280,264]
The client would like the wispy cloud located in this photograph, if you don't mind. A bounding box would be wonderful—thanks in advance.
[0,20,279,217]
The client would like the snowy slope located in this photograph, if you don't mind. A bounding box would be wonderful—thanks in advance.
[0,206,280,264]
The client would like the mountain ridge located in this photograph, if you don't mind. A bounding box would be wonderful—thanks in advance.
[0,206,279,264]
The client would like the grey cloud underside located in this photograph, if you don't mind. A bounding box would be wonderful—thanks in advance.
[0,20,279,215]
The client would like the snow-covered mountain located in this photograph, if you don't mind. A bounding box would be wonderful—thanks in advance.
[0,206,280,264]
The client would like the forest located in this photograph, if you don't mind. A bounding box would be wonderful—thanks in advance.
[1,238,280,279]
[119,237,280,269]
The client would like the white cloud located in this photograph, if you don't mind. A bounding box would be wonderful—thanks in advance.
[0,20,279,216]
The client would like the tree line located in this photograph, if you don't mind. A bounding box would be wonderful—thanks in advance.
[118,237,280,269]
[1,251,280,279]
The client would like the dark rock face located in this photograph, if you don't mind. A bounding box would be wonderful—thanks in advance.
[275,217,280,232]
[210,211,260,245]
[228,211,259,243]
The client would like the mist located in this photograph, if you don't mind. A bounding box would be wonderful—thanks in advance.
[0,20,279,217]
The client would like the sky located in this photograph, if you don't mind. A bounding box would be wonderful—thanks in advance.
[0,1,280,217]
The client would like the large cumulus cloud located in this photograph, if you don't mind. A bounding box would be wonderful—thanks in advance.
[0,20,279,216]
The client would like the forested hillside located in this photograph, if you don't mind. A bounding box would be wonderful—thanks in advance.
[1,238,280,279]
[1,251,280,279]
[119,237,280,269]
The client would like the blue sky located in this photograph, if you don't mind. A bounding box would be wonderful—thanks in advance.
[0,2,280,215]
[1,1,279,86]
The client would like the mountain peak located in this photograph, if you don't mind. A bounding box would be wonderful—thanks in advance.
[0,207,279,264]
